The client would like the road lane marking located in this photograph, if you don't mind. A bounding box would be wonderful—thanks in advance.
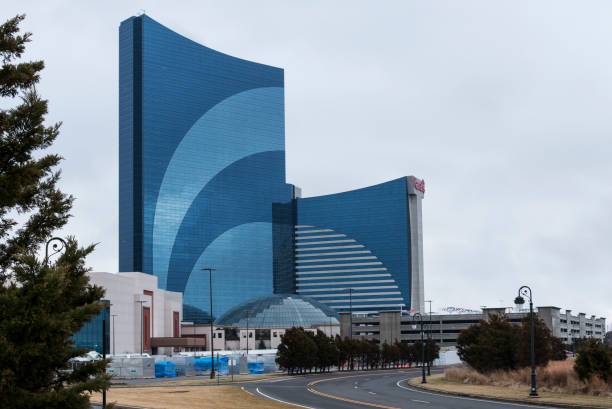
[307,387,401,409]
[411,399,430,404]
[395,379,562,408]
[307,370,413,386]
[369,391,377,395]
[301,370,424,409]
[256,387,318,409]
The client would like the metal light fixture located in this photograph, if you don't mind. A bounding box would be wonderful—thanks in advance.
[516,285,538,397]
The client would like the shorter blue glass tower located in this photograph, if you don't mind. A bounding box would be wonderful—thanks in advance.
[294,176,425,314]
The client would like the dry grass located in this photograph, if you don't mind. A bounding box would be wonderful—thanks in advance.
[444,360,611,397]
[115,374,286,388]
[90,385,294,409]
[410,374,612,408]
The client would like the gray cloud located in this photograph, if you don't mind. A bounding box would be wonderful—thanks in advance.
[5,0,611,329]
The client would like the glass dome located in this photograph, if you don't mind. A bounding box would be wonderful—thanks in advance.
[215,294,339,328]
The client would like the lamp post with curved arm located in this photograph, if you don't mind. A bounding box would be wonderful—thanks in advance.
[45,237,67,266]
[411,312,426,384]
[514,285,538,397]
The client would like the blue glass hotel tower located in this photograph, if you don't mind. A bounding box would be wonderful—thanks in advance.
[119,15,293,322]
[119,15,425,321]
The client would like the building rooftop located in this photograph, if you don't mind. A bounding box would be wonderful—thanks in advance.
[215,294,339,328]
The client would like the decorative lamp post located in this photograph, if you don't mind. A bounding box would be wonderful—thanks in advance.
[201,267,216,379]
[514,285,538,397]
[411,312,426,383]
[45,237,66,266]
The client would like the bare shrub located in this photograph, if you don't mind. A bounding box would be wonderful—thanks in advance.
[445,359,611,396]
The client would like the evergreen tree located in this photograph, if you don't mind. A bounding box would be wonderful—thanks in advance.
[456,314,519,373]
[0,15,110,408]
[574,339,612,382]
[425,338,440,366]
[517,314,553,368]
[413,340,425,366]
[275,327,318,375]
[550,336,567,361]
[363,340,379,369]
[335,335,349,371]
[313,330,338,372]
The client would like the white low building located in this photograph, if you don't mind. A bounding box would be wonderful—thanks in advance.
[88,272,182,355]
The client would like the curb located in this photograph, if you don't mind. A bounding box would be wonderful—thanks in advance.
[406,377,609,409]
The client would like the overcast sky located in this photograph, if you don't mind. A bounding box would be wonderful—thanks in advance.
[5,1,611,329]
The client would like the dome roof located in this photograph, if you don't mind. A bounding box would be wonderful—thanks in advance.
[215,294,339,328]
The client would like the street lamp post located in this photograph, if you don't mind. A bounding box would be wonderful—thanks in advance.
[245,309,250,357]
[346,288,354,340]
[515,285,538,397]
[102,318,107,409]
[45,237,67,266]
[201,267,216,379]
[425,300,432,375]
[411,312,426,384]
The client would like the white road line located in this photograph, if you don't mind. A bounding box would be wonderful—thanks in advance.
[263,377,295,383]
[411,399,430,403]
[256,387,318,409]
[395,379,562,409]
[368,391,377,395]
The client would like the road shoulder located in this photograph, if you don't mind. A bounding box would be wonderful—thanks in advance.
[405,374,611,409]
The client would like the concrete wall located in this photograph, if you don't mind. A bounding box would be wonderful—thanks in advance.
[88,272,182,355]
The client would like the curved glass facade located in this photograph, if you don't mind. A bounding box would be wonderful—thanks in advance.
[119,15,293,322]
[215,294,339,328]
[294,177,425,314]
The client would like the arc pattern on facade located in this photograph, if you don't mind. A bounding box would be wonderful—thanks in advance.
[295,225,406,313]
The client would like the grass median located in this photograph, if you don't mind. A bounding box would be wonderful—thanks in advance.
[112,373,287,388]
[90,385,294,409]
[408,374,612,408]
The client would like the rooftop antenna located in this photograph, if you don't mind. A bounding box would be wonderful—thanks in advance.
[138,9,146,16]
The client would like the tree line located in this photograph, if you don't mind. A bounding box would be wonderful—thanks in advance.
[275,327,440,375]
[456,314,567,373]
[457,313,611,383]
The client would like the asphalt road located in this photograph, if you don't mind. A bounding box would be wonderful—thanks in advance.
[243,368,564,409]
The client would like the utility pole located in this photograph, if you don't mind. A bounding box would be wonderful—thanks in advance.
[346,288,354,339]
[246,310,250,357]
[425,300,432,375]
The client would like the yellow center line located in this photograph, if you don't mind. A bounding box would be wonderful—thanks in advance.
[306,371,409,409]
[307,388,401,409]
[307,372,385,386]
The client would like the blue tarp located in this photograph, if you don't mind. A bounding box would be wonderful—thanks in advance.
[194,357,212,371]
[195,356,229,374]
[155,361,176,378]
[248,361,264,374]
